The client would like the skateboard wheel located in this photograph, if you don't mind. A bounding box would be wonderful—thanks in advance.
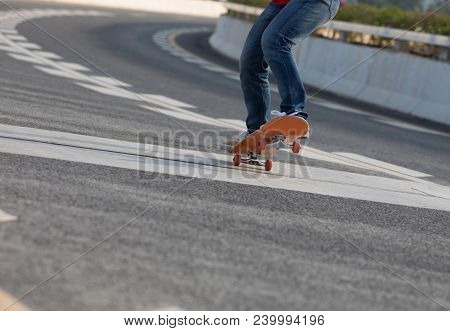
[264,159,273,171]
[292,140,301,154]
[233,155,241,166]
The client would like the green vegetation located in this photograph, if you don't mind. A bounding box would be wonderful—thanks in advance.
[228,0,269,7]
[227,1,450,35]
[355,0,423,11]
[336,4,449,35]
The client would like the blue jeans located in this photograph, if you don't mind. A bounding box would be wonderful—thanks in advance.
[240,0,340,132]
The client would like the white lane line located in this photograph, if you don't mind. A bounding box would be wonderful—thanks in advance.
[0,45,23,53]
[334,152,431,178]
[35,65,88,80]
[0,289,29,311]
[143,94,196,109]
[301,147,431,183]
[0,124,449,211]
[8,53,48,64]
[183,58,205,64]
[16,42,41,50]
[225,74,240,81]
[58,61,91,72]
[90,75,131,87]
[310,98,367,115]
[0,209,17,223]
[217,118,246,130]
[77,82,139,100]
[0,28,17,34]
[140,104,236,129]
[5,34,26,41]
[372,117,450,138]
[201,65,231,73]
[33,51,62,59]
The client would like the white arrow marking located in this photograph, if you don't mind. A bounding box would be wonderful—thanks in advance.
[0,124,449,212]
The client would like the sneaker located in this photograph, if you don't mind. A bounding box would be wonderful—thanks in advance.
[270,110,310,139]
[271,109,308,120]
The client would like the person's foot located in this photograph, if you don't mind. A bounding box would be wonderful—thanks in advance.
[271,109,308,120]
[270,110,310,139]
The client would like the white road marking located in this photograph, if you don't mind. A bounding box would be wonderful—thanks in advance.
[334,153,431,178]
[300,147,431,183]
[0,209,17,222]
[8,53,48,64]
[33,50,62,59]
[373,117,450,138]
[77,82,139,100]
[153,27,240,82]
[217,118,246,130]
[225,74,240,81]
[310,98,367,115]
[0,44,22,53]
[5,34,26,41]
[16,42,41,49]
[183,58,205,64]
[90,75,131,87]
[143,94,196,109]
[141,104,236,128]
[313,99,449,137]
[35,65,88,80]
[201,65,231,73]
[0,28,17,34]
[0,124,449,211]
[58,61,91,71]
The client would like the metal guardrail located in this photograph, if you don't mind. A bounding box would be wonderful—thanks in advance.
[224,2,450,61]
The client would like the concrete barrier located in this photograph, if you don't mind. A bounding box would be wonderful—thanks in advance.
[210,15,450,126]
[40,0,227,18]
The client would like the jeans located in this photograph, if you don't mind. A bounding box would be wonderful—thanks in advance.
[240,0,340,132]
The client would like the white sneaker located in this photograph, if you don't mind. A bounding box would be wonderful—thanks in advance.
[270,110,310,139]
[271,109,308,120]
[270,109,286,118]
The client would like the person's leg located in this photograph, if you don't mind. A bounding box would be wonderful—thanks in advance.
[261,0,340,116]
[240,3,283,132]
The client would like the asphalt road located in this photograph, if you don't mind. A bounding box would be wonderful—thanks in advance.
[0,1,449,310]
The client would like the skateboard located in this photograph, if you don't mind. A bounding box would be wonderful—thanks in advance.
[229,116,309,172]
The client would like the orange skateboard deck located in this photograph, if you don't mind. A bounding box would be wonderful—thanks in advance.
[230,116,309,171]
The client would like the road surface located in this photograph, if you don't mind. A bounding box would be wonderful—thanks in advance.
[0,0,449,310]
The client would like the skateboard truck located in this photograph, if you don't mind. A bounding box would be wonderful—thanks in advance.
[229,116,309,172]
[233,153,273,171]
